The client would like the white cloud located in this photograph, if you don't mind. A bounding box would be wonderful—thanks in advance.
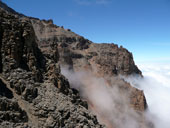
[61,67,150,128]
[61,61,170,128]
[124,62,170,128]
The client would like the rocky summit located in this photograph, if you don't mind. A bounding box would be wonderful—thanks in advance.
[0,1,153,128]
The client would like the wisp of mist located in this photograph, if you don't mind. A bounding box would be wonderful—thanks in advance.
[125,62,170,128]
[62,67,147,128]
[61,62,170,128]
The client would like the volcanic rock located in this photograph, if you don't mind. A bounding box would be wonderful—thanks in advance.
[0,4,105,128]
[0,1,153,128]
[30,18,145,112]
[30,16,152,128]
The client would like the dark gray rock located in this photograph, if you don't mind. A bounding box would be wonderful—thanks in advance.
[0,3,105,128]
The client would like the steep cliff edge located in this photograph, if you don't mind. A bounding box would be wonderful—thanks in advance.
[31,18,141,76]
[30,18,150,128]
[30,19,145,111]
[0,1,153,128]
[0,4,104,128]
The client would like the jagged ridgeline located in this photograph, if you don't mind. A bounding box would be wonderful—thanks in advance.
[0,1,153,128]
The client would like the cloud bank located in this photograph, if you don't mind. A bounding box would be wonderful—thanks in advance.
[61,62,170,128]
[124,62,170,128]
[61,67,149,128]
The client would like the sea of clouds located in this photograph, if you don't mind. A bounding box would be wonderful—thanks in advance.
[61,61,170,128]
[61,67,147,128]
[125,62,170,128]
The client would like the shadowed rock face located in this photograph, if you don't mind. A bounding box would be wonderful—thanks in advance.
[0,3,105,128]
[0,79,13,99]
[0,1,153,128]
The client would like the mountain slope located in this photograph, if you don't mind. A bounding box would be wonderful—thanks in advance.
[0,1,153,128]
[0,4,104,128]
[31,18,150,128]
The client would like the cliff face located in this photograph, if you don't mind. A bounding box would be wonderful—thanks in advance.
[0,1,153,128]
[0,5,104,128]
[31,19,141,76]
[31,19,150,127]
[31,19,145,111]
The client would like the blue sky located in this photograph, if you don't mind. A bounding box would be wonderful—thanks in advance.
[3,0,170,62]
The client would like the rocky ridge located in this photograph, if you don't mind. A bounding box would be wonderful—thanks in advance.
[0,1,152,128]
[30,16,150,128]
[0,3,104,128]
[30,18,146,112]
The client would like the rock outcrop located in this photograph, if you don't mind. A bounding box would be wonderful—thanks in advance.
[30,18,151,128]
[0,4,104,128]
[30,19,145,111]
[31,18,141,76]
[0,1,153,128]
